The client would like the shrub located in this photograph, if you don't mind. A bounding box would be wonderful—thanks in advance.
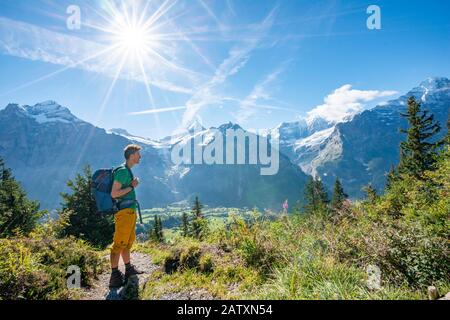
[0,234,105,300]
[0,239,51,300]
[179,243,202,271]
[163,240,217,275]
[224,214,283,277]
[163,240,199,273]
[334,211,449,289]
[199,253,214,274]
[384,221,449,287]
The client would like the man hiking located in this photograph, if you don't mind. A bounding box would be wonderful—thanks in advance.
[109,144,144,288]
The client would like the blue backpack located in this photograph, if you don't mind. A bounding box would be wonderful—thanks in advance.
[91,167,120,215]
[91,166,143,224]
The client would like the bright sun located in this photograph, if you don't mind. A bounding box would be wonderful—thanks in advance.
[104,3,157,58]
[117,25,149,52]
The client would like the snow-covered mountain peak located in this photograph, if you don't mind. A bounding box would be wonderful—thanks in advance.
[108,128,165,147]
[419,77,450,91]
[294,126,336,151]
[4,103,25,114]
[28,101,80,123]
[405,77,450,102]
[276,119,308,131]
[187,119,206,132]
[2,101,81,124]
[109,128,132,136]
[305,115,335,132]
[216,121,243,131]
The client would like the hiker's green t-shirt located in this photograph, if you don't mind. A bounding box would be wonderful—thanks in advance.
[113,166,136,210]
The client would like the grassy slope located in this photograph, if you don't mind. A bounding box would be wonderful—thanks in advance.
[135,206,449,300]
[136,148,449,300]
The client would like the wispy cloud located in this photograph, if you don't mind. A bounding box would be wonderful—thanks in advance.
[233,61,295,123]
[128,105,187,115]
[307,84,398,122]
[177,5,279,132]
[226,0,237,17]
[197,0,226,31]
[0,16,196,95]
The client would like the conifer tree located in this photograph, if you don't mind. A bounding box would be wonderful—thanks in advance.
[442,113,450,146]
[0,158,12,182]
[181,211,189,237]
[398,96,441,178]
[303,176,329,214]
[151,215,158,241]
[157,216,164,241]
[0,157,45,237]
[331,178,347,210]
[59,166,114,248]
[150,215,164,242]
[386,164,397,190]
[303,177,316,214]
[191,196,207,240]
[363,184,378,204]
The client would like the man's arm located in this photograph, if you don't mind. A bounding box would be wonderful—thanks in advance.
[111,181,133,199]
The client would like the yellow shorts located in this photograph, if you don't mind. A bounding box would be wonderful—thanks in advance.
[111,208,137,254]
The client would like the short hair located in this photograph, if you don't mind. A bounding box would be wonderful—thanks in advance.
[124,144,142,159]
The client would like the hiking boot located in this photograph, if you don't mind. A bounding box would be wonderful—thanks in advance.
[125,264,144,279]
[109,269,125,288]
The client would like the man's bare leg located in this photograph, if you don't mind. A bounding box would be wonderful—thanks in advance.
[109,250,125,287]
[122,248,143,276]
[110,251,121,269]
[121,248,131,265]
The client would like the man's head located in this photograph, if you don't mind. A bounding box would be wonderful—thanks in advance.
[124,144,142,166]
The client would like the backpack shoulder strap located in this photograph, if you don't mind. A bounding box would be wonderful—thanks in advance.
[114,163,134,186]
[112,165,130,183]
[112,165,124,173]
[124,164,134,181]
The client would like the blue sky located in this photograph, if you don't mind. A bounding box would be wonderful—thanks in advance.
[0,0,449,139]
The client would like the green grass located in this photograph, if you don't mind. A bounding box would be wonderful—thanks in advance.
[0,226,106,300]
[134,206,449,300]
[136,238,260,299]
[2,203,445,300]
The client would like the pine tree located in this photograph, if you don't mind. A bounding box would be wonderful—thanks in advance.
[191,196,207,240]
[192,196,203,219]
[303,176,329,214]
[157,216,164,241]
[150,215,157,241]
[317,179,329,205]
[442,113,450,146]
[363,184,378,204]
[386,164,397,190]
[0,157,45,237]
[0,158,12,181]
[398,96,441,178]
[331,178,347,210]
[303,177,315,214]
[150,215,158,241]
[150,215,164,242]
[59,166,114,248]
[443,113,450,144]
[181,211,189,237]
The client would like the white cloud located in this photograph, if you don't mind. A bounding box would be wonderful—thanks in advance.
[307,84,398,122]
